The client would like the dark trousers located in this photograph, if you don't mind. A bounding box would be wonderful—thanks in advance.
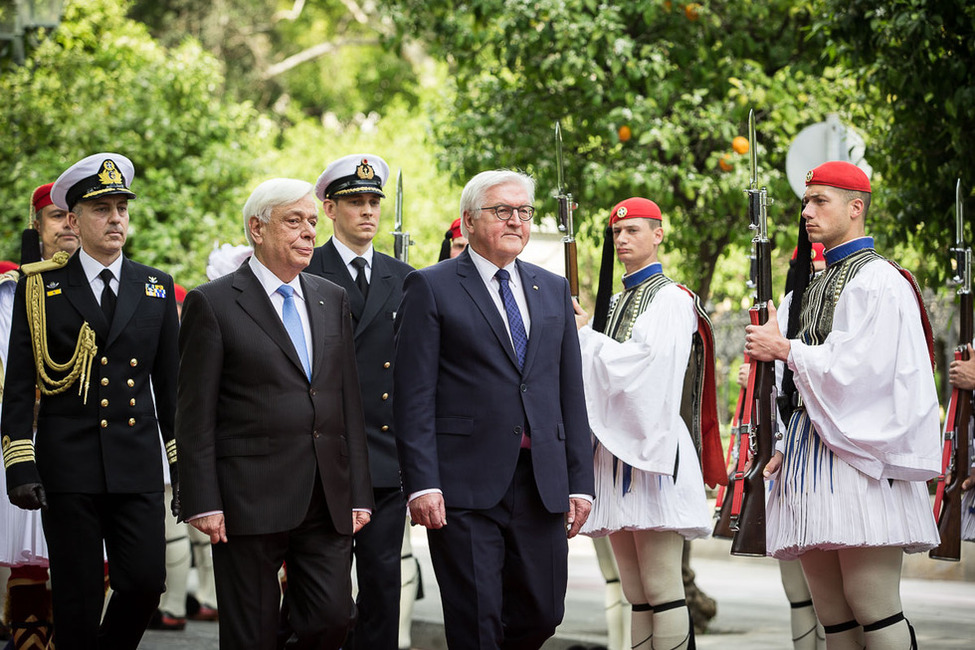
[344,487,406,649]
[428,450,568,650]
[213,479,354,650]
[42,491,166,650]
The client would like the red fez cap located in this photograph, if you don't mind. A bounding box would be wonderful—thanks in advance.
[449,218,463,241]
[610,197,662,225]
[32,183,55,212]
[0,260,18,274]
[805,161,871,193]
[791,242,826,263]
[173,283,187,304]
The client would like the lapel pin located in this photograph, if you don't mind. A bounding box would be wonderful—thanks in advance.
[319,300,325,306]
[532,285,538,291]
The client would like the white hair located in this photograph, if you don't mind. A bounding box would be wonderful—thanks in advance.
[242,178,314,246]
[458,170,535,238]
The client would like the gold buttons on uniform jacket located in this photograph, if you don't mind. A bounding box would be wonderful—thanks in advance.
[128,418,136,426]
[383,362,391,369]
[130,358,138,367]
[100,399,109,408]
[101,357,108,365]
[100,420,108,428]
[381,393,389,401]
[101,378,109,386]
[129,399,136,406]
[126,379,134,387]
[381,425,389,432]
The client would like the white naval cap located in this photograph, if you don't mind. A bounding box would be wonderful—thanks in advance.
[314,153,389,201]
[51,152,136,211]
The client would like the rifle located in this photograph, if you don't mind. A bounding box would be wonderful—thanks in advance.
[930,178,972,562]
[391,169,411,264]
[714,245,759,539]
[730,110,777,557]
[555,121,579,300]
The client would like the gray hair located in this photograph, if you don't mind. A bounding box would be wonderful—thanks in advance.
[458,170,535,238]
[242,178,314,246]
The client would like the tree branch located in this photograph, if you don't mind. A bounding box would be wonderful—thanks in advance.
[262,38,379,79]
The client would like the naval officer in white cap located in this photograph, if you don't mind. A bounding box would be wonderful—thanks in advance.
[1,152,180,649]
[305,153,415,649]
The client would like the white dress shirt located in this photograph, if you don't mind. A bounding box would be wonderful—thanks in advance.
[248,255,313,360]
[78,248,124,306]
[331,237,374,284]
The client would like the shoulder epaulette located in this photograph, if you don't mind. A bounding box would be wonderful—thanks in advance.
[21,250,70,276]
[0,269,19,285]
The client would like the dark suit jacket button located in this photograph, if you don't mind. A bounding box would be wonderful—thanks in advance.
[309,388,317,396]
[520,384,527,393]
[513,426,522,435]
[313,431,321,438]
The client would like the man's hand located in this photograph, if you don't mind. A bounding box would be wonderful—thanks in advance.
[744,302,790,362]
[409,493,447,529]
[763,451,784,479]
[170,482,182,520]
[565,497,592,539]
[736,362,749,388]
[190,513,228,544]
[9,483,47,511]
[963,468,975,492]
[352,511,371,534]
[572,299,589,331]
[948,344,975,390]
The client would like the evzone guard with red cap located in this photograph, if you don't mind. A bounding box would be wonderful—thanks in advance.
[1,153,181,649]
[438,217,468,261]
[745,161,940,649]
[573,197,726,650]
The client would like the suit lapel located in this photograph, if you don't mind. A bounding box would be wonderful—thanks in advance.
[64,253,110,340]
[233,263,307,379]
[300,274,328,381]
[355,254,393,338]
[318,239,366,319]
[517,259,542,375]
[106,258,143,346]
[456,251,521,371]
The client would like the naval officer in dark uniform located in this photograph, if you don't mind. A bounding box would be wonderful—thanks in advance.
[305,154,413,649]
[1,152,179,650]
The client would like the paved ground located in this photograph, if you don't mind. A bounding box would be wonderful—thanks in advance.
[142,527,975,649]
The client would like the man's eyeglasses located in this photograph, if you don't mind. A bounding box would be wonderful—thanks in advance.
[479,204,535,222]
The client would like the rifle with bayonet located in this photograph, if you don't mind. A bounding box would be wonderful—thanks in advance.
[391,169,411,264]
[713,244,758,539]
[730,110,777,557]
[930,179,972,562]
[555,121,579,300]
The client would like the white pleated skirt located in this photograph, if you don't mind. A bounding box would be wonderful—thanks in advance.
[767,410,939,560]
[581,429,712,540]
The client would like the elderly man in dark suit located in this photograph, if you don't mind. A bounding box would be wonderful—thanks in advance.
[394,169,595,649]
[176,178,373,650]
[2,152,179,649]
[305,153,413,649]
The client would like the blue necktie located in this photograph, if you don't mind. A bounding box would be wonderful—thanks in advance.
[495,269,528,369]
[277,285,312,381]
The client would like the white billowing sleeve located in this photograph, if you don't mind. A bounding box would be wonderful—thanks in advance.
[772,291,794,452]
[787,260,941,481]
[578,284,696,474]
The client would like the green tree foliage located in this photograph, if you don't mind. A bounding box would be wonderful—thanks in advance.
[128,0,421,123]
[0,0,273,286]
[816,0,975,284]
[385,0,872,302]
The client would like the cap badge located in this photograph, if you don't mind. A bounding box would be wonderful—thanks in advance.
[98,160,124,188]
[616,206,628,219]
[805,170,814,182]
[355,159,375,180]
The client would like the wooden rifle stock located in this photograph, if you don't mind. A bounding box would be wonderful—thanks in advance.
[930,293,973,561]
[560,198,579,299]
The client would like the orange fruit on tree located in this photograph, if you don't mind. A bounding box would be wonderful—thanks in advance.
[685,3,701,21]
[618,124,632,142]
[719,154,733,172]
[732,136,749,154]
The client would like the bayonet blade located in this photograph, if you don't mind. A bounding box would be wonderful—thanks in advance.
[748,109,758,190]
[556,120,565,195]
[956,178,963,247]
[395,169,404,231]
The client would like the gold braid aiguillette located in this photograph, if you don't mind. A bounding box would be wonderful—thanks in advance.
[24,251,98,404]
